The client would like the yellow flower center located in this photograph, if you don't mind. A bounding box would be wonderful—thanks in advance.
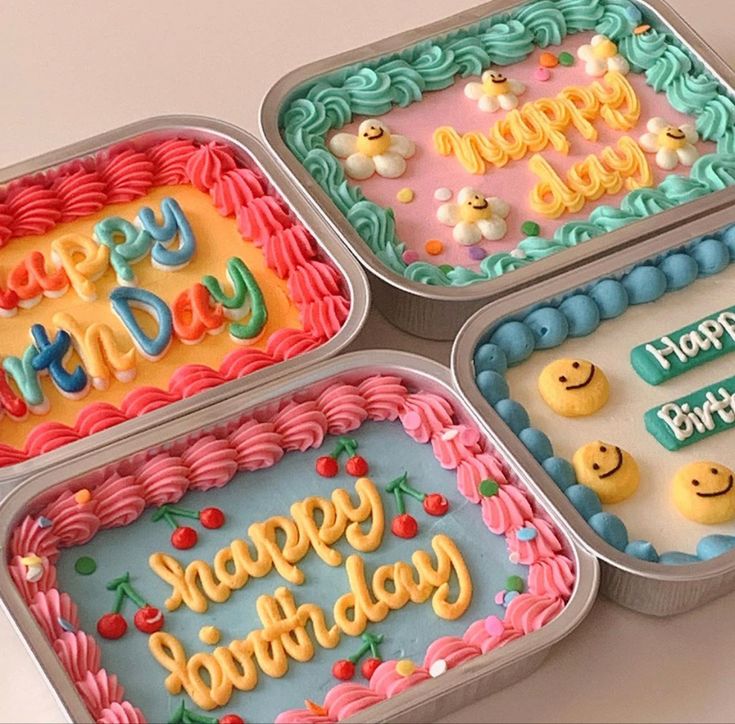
[482,77,510,97]
[460,195,493,223]
[592,39,618,59]
[658,126,687,151]
[356,125,391,156]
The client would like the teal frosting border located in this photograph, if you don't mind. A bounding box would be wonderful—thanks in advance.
[279,0,735,288]
[472,222,735,565]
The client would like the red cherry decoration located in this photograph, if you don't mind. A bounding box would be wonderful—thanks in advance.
[316,456,339,478]
[423,493,449,516]
[171,525,198,549]
[391,513,418,539]
[332,659,356,680]
[97,612,128,640]
[133,605,165,634]
[200,506,225,529]
[219,715,245,724]
[361,657,382,680]
[345,455,369,477]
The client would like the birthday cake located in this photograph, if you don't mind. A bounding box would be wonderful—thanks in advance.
[472,220,735,563]
[0,136,351,466]
[7,374,576,723]
[279,0,735,287]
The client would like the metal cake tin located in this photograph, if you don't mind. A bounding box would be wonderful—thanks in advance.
[0,115,370,491]
[260,0,735,341]
[452,204,735,617]
[0,350,598,724]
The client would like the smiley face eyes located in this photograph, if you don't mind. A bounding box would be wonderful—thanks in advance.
[592,463,600,471]
[711,467,719,475]
[599,445,607,453]
[572,362,580,369]
[692,479,700,487]
[558,375,567,383]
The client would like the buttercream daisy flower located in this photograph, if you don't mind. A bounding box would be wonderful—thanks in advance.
[437,187,510,245]
[328,119,415,180]
[638,117,700,170]
[464,70,526,112]
[577,35,630,77]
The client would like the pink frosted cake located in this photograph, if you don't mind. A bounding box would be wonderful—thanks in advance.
[280,0,735,287]
[6,373,576,722]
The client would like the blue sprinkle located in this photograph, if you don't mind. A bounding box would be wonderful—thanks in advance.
[516,526,538,542]
[57,616,76,633]
[37,517,53,529]
[503,590,520,606]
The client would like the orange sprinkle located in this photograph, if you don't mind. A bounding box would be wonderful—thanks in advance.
[396,659,416,677]
[305,700,328,716]
[425,239,444,255]
[74,488,92,505]
[539,52,558,68]
[634,24,651,34]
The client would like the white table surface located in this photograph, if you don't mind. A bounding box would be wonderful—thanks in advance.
[2,1,735,722]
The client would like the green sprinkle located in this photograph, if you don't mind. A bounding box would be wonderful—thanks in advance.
[74,556,97,576]
[521,221,540,236]
[439,264,454,274]
[558,52,574,67]
[506,575,524,593]
[479,479,499,497]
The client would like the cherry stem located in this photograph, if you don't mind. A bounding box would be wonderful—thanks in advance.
[347,632,383,663]
[392,487,405,515]
[165,504,201,520]
[399,479,426,502]
[338,436,358,458]
[105,572,147,611]
[169,701,218,724]
[153,504,199,530]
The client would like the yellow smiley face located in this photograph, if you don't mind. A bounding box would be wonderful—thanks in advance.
[356,120,391,156]
[658,125,687,151]
[459,191,492,223]
[538,358,610,417]
[672,461,735,524]
[572,441,640,504]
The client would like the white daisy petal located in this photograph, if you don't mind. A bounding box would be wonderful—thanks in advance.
[585,59,607,77]
[464,81,485,100]
[457,187,476,204]
[647,117,667,134]
[681,124,699,144]
[638,132,660,153]
[389,134,415,159]
[488,197,510,218]
[437,203,461,226]
[592,34,607,45]
[677,144,700,167]
[453,221,483,246]
[328,133,358,158]
[655,147,679,171]
[608,55,630,75]
[498,94,519,111]
[477,217,508,241]
[578,44,594,61]
[478,94,500,112]
[508,80,526,96]
[344,152,376,180]
[373,151,406,178]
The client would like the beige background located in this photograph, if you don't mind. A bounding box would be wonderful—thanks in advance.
[2,1,735,722]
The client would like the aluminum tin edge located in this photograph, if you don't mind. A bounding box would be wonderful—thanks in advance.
[260,0,735,305]
[0,115,370,488]
[0,349,598,723]
[451,204,735,586]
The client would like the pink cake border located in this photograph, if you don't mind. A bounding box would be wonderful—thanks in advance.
[7,373,575,723]
[0,137,351,468]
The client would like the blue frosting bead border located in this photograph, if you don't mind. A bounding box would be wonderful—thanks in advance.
[473,222,735,564]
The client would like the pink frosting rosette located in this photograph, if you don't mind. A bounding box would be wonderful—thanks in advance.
[52,167,106,221]
[481,483,534,535]
[287,262,343,304]
[507,517,563,565]
[266,328,323,361]
[237,195,292,247]
[30,589,79,641]
[265,226,317,279]
[528,555,577,599]
[505,593,565,634]
[148,137,197,186]
[456,452,510,503]
[93,473,146,529]
[43,491,100,547]
[430,425,482,469]
[209,167,266,216]
[136,453,190,507]
[324,682,385,720]
[53,631,101,682]
[180,435,238,491]
[399,393,454,444]
[100,147,154,204]
[301,296,351,339]
[462,618,524,653]
[76,670,125,720]
[8,555,56,604]
[6,183,61,236]
[97,700,147,724]
[423,635,482,669]
[228,419,285,470]
[219,348,275,379]
[273,401,328,452]
[316,383,368,434]
[184,141,236,193]
[369,660,431,698]
[10,515,60,561]
[357,375,408,421]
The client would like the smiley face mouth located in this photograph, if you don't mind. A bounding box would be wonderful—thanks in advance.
[696,474,734,498]
[471,199,489,210]
[365,129,385,141]
[565,364,596,390]
[666,130,686,140]
[491,76,508,84]
[598,446,623,479]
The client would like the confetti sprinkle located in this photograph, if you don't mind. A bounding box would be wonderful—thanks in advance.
[73,488,92,505]
[503,590,520,606]
[396,659,416,677]
[521,221,541,236]
[468,246,487,261]
[534,67,551,82]
[58,616,76,633]
[539,52,558,68]
[494,591,506,605]
[396,187,415,203]
[506,575,524,593]
[199,625,221,645]
[509,551,521,564]
[517,526,538,541]
[558,51,575,67]
[74,556,97,576]
[510,248,527,259]
[434,187,452,202]
[425,239,444,256]
[439,264,453,274]
[479,479,499,497]
[37,516,52,528]
[429,659,448,677]
[441,429,459,442]
[634,24,651,35]
[402,249,420,264]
